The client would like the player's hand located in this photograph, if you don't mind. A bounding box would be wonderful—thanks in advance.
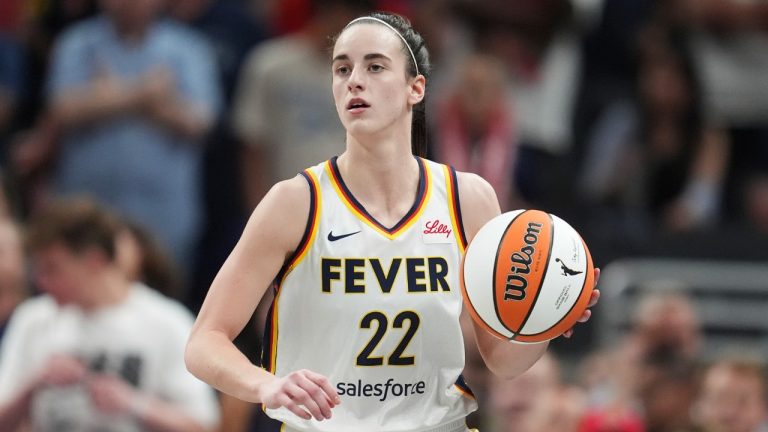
[563,268,600,339]
[261,369,340,421]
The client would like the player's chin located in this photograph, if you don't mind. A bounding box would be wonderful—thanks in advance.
[344,120,381,138]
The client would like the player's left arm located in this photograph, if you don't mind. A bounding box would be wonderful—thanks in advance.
[455,171,600,379]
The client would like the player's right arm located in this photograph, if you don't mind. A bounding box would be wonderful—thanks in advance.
[185,176,339,421]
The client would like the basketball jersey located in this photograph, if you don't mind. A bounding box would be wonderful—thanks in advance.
[262,157,477,431]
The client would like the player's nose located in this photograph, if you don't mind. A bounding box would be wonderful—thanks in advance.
[347,66,365,92]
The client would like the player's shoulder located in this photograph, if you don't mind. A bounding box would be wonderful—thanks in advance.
[265,172,315,209]
[240,169,320,254]
[455,171,497,208]
[262,170,320,224]
[454,170,501,242]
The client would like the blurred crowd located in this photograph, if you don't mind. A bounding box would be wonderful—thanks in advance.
[460,286,768,432]
[0,0,766,431]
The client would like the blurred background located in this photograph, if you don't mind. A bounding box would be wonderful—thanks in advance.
[0,0,767,431]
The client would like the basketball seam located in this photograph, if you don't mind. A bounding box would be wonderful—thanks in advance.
[510,212,554,341]
[519,235,591,338]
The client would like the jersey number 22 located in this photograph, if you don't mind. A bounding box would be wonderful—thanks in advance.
[357,311,420,366]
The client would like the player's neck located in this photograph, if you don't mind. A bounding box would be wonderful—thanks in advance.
[337,140,420,226]
[341,132,416,185]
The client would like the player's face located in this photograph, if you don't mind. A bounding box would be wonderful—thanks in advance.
[331,23,424,139]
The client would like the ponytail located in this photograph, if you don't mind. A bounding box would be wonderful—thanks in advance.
[412,100,428,158]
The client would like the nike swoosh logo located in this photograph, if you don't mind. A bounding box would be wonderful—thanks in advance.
[328,230,361,241]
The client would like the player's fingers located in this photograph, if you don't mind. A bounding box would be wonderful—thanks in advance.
[588,289,601,307]
[562,328,574,338]
[303,370,340,405]
[286,383,325,421]
[296,375,333,419]
[594,268,601,285]
[277,393,311,421]
[578,309,592,323]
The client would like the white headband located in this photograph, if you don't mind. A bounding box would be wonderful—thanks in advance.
[345,16,420,76]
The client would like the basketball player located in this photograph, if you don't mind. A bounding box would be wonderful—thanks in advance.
[186,12,600,431]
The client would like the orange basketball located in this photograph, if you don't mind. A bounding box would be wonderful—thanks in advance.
[460,209,595,343]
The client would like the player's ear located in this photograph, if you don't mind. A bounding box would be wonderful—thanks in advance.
[408,75,425,106]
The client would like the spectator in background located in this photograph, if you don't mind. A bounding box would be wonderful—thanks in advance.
[670,0,768,231]
[41,0,221,278]
[0,218,25,347]
[638,355,698,432]
[432,53,519,211]
[636,25,729,232]
[676,0,768,128]
[580,284,702,432]
[578,21,729,234]
[488,353,587,432]
[693,357,768,432]
[0,198,219,431]
[629,284,702,361]
[231,0,373,209]
[453,0,601,212]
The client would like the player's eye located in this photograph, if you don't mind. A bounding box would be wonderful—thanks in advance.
[335,65,351,75]
[369,64,384,72]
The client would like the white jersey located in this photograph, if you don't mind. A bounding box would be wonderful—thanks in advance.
[264,157,477,431]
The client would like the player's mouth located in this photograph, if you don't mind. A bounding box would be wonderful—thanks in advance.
[347,98,370,113]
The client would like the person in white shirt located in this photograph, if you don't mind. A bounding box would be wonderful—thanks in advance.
[0,198,219,432]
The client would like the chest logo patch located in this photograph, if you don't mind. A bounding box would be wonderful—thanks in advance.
[422,219,453,244]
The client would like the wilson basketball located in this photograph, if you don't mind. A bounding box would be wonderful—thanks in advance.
[460,209,594,343]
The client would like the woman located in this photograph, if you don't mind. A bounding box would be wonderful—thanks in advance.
[186,12,599,431]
